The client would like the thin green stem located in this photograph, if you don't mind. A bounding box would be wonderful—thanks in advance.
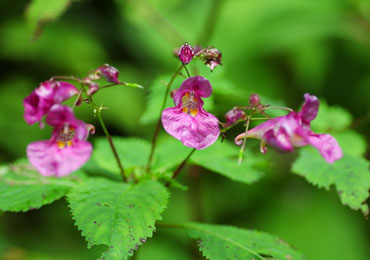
[99,82,125,89]
[238,116,250,165]
[50,76,81,82]
[86,93,127,182]
[264,106,293,112]
[250,117,270,121]
[172,148,196,179]
[95,109,127,182]
[183,65,191,78]
[146,64,184,173]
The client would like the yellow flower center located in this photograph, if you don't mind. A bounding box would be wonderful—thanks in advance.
[182,92,199,116]
[56,126,75,148]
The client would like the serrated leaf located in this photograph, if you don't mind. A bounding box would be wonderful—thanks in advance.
[292,147,370,215]
[0,162,81,212]
[26,0,75,38]
[311,101,352,132]
[68,178,169,260]
[184,222,305,260]
[190,141,267,184]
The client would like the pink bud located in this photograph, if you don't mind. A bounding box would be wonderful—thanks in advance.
[225,109,246,126]
[95,64,120,84]
[177,43,194,64]
[249,94,260,106]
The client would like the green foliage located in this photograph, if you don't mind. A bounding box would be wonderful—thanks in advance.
[184,222,305,260]
[26,0,75,38]
[0,162,80,212]
[311,101,353,132]
[93,137,151,175]
[68,178,169,260]
[292,101,370,215]
[190,141,267,184]
[292,147,370,215]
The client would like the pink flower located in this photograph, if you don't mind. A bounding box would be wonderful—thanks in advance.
[235,94,343,163]
[177,43,194,64]
[27,105,93,177]
[95,64,120,84]
[161,76,220,149]
[24,80,78,128]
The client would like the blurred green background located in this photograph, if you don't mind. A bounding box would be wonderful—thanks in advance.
[0,0,369,259]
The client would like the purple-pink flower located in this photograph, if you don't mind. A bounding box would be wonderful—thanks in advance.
[27,104,93,177]
[161,76,220,149]
[24,80,78,128]
[235,94,343,163]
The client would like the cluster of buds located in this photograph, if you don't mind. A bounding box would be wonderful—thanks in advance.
[176,43,222,71]
[23,64,124,177]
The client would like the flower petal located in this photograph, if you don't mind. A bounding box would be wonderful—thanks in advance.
[262,127,294,153]
[24,92,43,126]
[53,81,78,103]
[173,76,212,105]
[46,104,76,127]
[308,133,343,163]
[300,93,319,123]
[27,140,92,177]
[162,106,219,149]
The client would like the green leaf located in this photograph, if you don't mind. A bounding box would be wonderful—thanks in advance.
[311,101,353,133]
[184,222,305,260]
[93,137,151,175]
[190,141,267,184]
[26,0,75,38]
[0,162,81,212]
[292,147,370,215]
[68,178,169,260]
[333,131,367,157]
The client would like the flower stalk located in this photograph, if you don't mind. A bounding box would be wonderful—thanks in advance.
[237,116,250,165]
[87,93,127,182]
[172,148,196,179]
[146,64,184,173]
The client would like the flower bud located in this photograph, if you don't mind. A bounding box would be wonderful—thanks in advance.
[225,109,246,126]
[200,47,222,71]
[95,64,120,84]
[249,94,260,106]
[177,43,194,64]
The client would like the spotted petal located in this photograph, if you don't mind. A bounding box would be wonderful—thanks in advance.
[27,140,92,177]
[162,106,219,149]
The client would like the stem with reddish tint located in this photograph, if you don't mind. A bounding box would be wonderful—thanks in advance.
[146,64,184,173]
[172,148,196,179]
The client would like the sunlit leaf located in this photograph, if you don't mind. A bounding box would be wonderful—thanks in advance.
[68,178,169,260]
[292,147,370,215]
